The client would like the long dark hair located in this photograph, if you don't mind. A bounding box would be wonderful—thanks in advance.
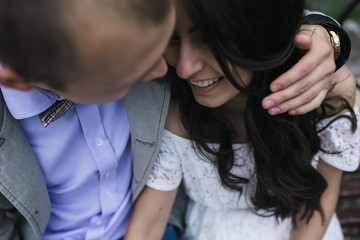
[169,0,357,224]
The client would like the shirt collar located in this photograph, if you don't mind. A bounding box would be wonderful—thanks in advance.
[1,86,63,120]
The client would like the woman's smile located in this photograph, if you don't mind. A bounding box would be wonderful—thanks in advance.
[188,77,224,93]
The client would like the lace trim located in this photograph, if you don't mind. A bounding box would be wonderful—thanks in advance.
[314,107,360,171]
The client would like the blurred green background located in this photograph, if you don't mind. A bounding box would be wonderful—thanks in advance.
[307,0,360,21]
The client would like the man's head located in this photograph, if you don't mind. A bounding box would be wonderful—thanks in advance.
[0,0,175,103]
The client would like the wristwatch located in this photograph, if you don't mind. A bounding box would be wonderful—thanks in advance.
[329,30,341,60]
[303,13,351,71]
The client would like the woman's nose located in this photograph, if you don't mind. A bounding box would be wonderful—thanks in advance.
[175,44,204,80]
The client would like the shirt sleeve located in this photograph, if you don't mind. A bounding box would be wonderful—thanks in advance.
[314,106,360,172]
[146,131,183,191]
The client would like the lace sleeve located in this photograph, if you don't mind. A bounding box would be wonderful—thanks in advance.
[314,106,360,172]
[146,131,183,191]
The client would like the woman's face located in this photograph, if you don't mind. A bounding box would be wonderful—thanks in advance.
[164,0,253,108]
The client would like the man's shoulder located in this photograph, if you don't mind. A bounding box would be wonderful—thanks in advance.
[125,78,170,110]
[0,90,8,128]
[127,78,169,96]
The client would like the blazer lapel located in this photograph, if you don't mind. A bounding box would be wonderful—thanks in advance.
[0,92,51,238]
[125,79,170,201]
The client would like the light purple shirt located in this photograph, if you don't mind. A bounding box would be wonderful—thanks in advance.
[1,86,133,240]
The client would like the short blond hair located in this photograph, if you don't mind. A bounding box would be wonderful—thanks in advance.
[0,0,173,89]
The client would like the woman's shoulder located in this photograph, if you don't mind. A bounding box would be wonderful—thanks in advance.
[326,65,356,110]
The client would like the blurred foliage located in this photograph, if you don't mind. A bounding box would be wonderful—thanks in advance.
[306,0,360,21]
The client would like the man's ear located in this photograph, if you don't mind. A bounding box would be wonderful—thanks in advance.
[0,67,36,91]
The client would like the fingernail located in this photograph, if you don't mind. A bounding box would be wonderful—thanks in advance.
[268,107,281,115]
[271,85,281,92]
[289,110,297,115]
[263,100,274,109]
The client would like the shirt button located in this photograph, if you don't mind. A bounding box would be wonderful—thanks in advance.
[96,220,102,225]
[95,138,103,146]
[105,171,111,178]
[106,191,112,198]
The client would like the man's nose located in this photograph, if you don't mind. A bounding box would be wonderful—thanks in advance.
[141,58,168,82]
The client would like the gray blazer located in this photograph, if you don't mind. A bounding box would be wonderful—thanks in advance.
[0,79,185,240]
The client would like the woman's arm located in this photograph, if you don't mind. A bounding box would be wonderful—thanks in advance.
[124,187,178,240]
[290,65,356,239]
[326,64,356,107]
[290,160,343,240]
[125,99,184,240]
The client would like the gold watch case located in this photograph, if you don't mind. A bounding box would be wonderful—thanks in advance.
[329,30,341,60]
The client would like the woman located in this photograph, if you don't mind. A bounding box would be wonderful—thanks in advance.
[125,0,359,239]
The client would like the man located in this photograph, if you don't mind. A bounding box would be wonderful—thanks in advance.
[0,0,352,239]
[0,1,175,239]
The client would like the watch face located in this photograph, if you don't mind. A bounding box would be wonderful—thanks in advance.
[329,31,340,46]
[329,30,340,59]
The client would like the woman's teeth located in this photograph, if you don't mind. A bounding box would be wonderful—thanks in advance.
[190,77,222,87]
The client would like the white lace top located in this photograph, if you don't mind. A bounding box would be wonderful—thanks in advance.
[146,107,360,240]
